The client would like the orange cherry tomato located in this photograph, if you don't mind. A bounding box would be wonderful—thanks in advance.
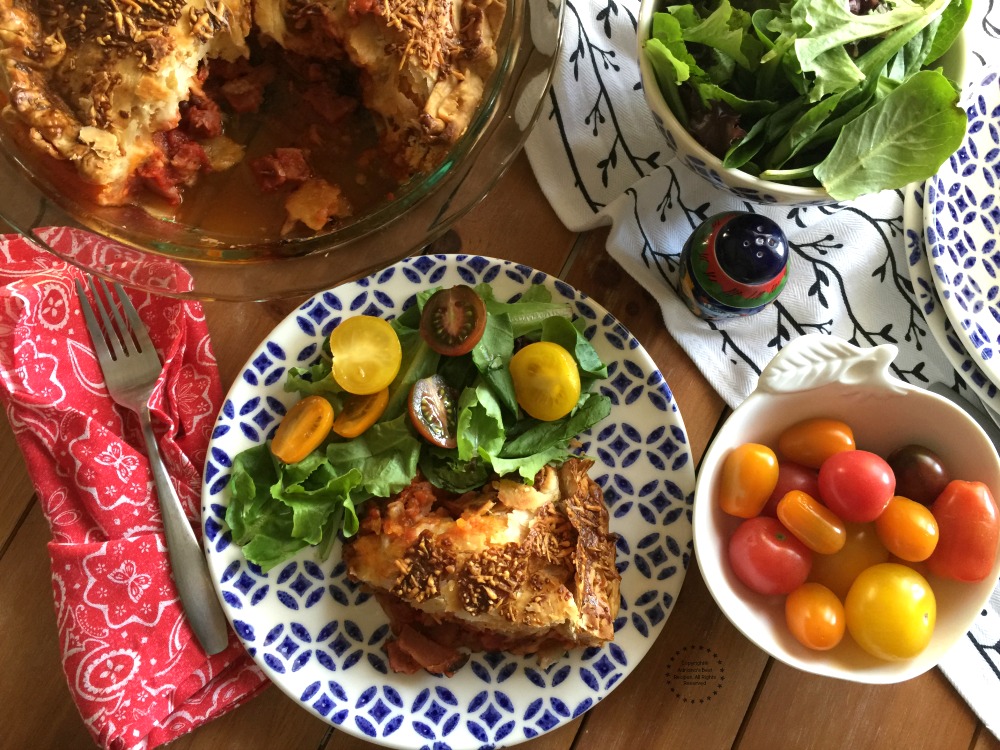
[332,388,389,439]
[777,417,855,468]
[776,490,846,555]
[874,496,939,562]
[785,582,845,651]
[718,443,780,518]
[808,522,889,600]
[270,395,335,464]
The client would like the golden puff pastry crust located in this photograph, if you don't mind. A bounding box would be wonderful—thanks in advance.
[0,0,251,204]
[343,458,621,673]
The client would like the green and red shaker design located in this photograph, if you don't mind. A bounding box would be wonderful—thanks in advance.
[678,211,790,320]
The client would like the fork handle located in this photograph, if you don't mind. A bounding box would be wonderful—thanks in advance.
[139,406,231,655]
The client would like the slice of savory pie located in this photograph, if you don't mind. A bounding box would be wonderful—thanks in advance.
[343,457,621,675]
[0,0,252,205]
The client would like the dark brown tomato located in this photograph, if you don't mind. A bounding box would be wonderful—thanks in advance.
[409,374,459,448]
[886,444,950,506]
[420,285,487,356]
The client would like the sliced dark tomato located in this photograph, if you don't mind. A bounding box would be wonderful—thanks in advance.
[408,374,459,448]
[419,285,486,356]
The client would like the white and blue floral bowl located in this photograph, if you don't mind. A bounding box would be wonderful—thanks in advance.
[635,0,968,207]
[635,0,832,207]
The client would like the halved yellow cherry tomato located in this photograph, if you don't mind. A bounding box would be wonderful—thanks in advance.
[718,442,779,518]
[327,315,402,395]
[777,417,855,468]
[509,341,581,421]
[875,496,939,562]
[270,395,335,464]
[332,388,389,439]
[777,490,846,555]
[785,582,845,651]
[845,563,936,661]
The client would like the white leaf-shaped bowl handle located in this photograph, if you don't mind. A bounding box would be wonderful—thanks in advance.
[757,334,906,396]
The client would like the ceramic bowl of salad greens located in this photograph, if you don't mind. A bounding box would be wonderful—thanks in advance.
[637,0,971,205]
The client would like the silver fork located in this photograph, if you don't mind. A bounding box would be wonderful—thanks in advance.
[75,276,230,655]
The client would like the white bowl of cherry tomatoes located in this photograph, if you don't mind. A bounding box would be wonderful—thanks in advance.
[693,334,1000,683]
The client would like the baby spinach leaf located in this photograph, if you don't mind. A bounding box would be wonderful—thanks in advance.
[813,70,966,200]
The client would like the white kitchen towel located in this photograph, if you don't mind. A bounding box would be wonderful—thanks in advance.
[526,0,999,409]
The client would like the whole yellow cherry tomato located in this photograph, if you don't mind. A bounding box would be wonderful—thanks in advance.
[875,496,939,562]
[785,582,845,651]
[845,562,936,661]
[808,522,889,600]
[777,490,846,554]
[328,316,402,395]
[509,341,581,421]
[718,443,779,518]
[777,417,855,468]
[270,395,335,464]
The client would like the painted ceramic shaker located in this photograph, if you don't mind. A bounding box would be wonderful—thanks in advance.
[677,211,790,321]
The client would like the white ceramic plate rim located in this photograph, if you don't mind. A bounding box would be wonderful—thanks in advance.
[924,68,1000,388]
[904,181,1000,410]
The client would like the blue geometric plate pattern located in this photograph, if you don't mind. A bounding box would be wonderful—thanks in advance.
[903,182,1000,412]
[925,69,1000,388]
[200,254,696,749]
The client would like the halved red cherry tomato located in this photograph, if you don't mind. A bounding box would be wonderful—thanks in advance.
[874,496,939,562]
[785,582,845,651]
[926,480,1000,582]
[886,444,950,507]
[332,388,389,439]
[817,449,895,523]
[777,418,855,468]
[409,374,459,448]
[420,285,487,356]
[270,395,335,464]
[718,443,779,518]
[728,516,812,596]
[776,490,846,555]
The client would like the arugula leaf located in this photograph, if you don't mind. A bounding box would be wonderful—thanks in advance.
[325,414,422,497]
[500,392,611,458]
[471,312,518,413]
[456,383,506,462]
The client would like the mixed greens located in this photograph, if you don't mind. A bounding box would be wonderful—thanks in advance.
[643,0,971,199]
[224,283,611,571]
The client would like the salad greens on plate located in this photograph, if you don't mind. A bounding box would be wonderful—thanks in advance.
[643,0,971,199]
[224,283,611,571]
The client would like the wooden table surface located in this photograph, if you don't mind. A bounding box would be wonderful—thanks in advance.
[1,152,999,750]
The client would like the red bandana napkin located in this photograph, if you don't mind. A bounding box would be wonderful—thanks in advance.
[0,232,268,749]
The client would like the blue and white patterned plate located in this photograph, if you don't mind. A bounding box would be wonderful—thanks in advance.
[904,182,1000,411]
[925,69,1000,388]
[200,254,695,750]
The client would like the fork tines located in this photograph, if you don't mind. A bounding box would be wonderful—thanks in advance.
[75,276,154,362]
